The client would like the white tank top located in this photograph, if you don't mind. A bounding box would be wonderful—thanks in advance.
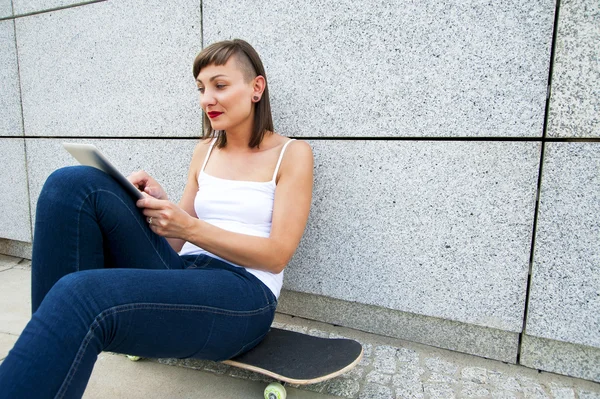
[179,138,295,298]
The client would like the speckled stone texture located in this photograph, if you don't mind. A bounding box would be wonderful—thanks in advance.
[278,290,519,363]
[12,0,99,16]
[527,143,600,348]
[0,238,32,259]
[203,0,554,138]
[26,139,196,225]
[547,0,600,138]
[0,139,32,242]
[0,0,12,18]
[15,0,202,137]
[520,335,600,383]
[0,20,22,136]
[285,140,540,332]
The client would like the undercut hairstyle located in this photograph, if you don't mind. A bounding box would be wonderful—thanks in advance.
[193,39,274,149]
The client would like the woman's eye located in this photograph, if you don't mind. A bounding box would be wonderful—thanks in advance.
[216,84,226,89]
[197,87,204,93]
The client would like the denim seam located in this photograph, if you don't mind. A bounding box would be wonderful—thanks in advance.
[76,189,172,271]
[55,302,274,398]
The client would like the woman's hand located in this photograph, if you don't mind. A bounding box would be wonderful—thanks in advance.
[136,196,195,239]
[128,170,168,200]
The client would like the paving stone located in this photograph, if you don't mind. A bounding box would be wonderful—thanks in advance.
[366,370,392,385]
[359,357,372,367]
[362,343,373,358]
[270,322,286,329]
[393,364,426,386]
[289,380,328,393]
[428,372,457,384]
[425,357,458,375]
[358,383,393,399]
[423,383,456,399]
[522,383,550,399]
[549,385,575,399]
[461,367,488,384]
[489,371,522,392]
[397,347,420,365]
[395,385,425,399]
[579,391,600,399]
[461,381,491,397]
[517,374,551,398]
[344,366,366,380]
[490,390,519,399]
[375,345,398,359]
[373,356,397,374]
[325,377,361,398]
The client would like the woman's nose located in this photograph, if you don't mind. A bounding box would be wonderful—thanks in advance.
[200,90,216,109]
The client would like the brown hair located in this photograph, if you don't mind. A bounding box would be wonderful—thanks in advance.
[193,39,274,149]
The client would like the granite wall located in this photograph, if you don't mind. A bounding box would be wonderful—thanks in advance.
[1,0,598,382]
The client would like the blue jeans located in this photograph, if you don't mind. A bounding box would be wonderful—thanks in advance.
[0,166,277,398]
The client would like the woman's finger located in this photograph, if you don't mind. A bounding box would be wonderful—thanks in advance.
[136,196,165,210]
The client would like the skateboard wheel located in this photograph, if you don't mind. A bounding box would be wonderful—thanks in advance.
[126,355,141,361]
[264,382,286,399]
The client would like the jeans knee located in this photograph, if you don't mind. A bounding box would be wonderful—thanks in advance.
[49,272,91,303]
[45,166,99,190]
[40,166,105,206]
[44,271,106,317]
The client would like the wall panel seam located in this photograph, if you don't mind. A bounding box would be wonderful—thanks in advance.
[1,0,106,21]
[518,0,562,365]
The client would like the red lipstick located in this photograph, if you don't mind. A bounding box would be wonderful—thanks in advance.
[207,111,223,119]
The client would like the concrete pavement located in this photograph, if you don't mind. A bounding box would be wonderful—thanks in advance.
[1,254,599,398]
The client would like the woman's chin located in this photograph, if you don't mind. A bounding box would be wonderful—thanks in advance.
[209,122,226,131]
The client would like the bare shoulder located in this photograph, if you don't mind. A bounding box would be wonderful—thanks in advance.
[189,138,213,177]
[277,139,314,182]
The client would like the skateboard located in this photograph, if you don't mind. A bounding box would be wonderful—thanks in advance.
[224,328,363,398]
[127,327,363,399]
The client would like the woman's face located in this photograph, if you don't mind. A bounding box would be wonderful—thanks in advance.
[196,58,256,133]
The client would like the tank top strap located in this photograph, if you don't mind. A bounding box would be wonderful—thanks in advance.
[272,139,296,181]
[200,138,218,172]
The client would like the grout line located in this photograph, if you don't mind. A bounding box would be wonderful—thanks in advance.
[0,0,107,21]
[517,0,562,364]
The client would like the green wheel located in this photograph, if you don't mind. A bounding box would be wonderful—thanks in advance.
[264,382,286,399]
[126,355,142,361]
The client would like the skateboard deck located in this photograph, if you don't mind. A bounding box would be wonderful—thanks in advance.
[223,328,363,385]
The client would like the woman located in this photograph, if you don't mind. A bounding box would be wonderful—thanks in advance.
[0,39,313,398]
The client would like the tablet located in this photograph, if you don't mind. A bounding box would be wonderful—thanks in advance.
[63,143,144,200]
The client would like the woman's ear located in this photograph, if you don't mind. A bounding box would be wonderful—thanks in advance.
[252,75,266,101]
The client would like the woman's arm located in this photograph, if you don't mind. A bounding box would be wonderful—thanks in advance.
[189,140,314,272]
[138,140,314,273]
[129,141,209,253]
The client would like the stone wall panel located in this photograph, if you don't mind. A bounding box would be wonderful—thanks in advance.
[204,0,554,138]
[286,140,540,332]
[16,0,202,137]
